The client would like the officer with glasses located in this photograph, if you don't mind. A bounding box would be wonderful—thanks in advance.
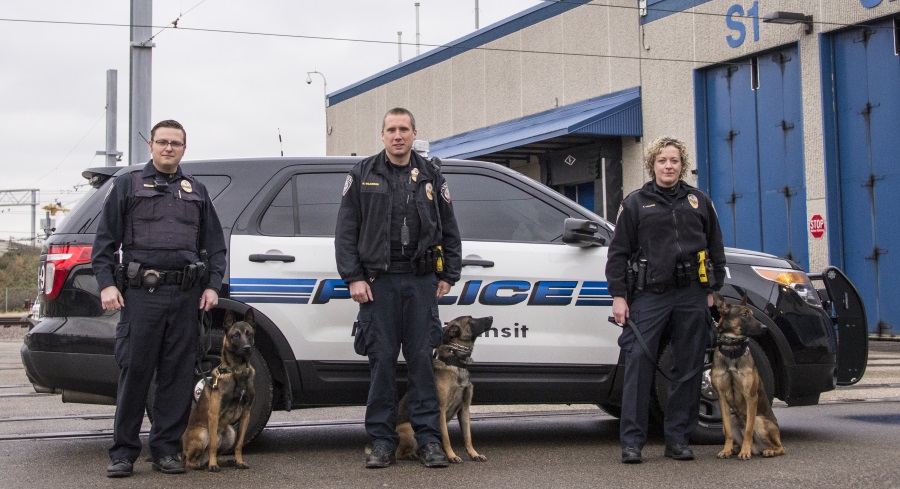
[92,119,226,478]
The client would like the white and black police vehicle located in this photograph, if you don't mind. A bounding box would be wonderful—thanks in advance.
[22,157,868,444]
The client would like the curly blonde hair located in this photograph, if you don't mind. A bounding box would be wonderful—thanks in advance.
[644,136,690,181]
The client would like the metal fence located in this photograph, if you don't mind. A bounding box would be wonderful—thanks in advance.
[4,288,38,313]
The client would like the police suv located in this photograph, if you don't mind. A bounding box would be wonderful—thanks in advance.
[22,157,868,444]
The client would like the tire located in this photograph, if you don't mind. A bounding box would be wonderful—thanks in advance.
[650,339,774,445]
[146,342,274,447]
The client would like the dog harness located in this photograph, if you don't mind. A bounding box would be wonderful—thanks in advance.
[716,335,750,358]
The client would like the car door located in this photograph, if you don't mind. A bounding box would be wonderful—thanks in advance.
[228,167,359,362]
[439,166,620,367]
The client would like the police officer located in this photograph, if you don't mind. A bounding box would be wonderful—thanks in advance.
[92,120,226,478]
[606,136,725,464]
[335,108,462,469]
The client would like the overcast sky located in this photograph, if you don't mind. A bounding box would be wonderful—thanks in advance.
[0,0,541,241]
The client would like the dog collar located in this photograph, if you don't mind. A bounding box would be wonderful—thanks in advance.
[437,355,470,369]
[716,335,750,358]
[445,342,472,354]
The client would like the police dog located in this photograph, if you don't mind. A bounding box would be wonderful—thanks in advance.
[182,310,256,471]
[396,315,493,463]
[711,294,785,460]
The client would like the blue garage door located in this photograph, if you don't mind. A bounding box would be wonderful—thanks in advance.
[830,18,900,335]
[700,45,808,270]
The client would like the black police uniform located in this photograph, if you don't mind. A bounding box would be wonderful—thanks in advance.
[335,150,461,451]
[605,180,725,450]
[92,161,227,465]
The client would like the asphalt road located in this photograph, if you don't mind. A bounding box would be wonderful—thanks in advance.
[1,332,898,488]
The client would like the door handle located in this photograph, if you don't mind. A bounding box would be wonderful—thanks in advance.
[249,254,295,263]
[462,259,494,268]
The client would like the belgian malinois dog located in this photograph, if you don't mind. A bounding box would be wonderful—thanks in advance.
[182,310,257,471]
[711,294,785,460]
[396,315,493,463]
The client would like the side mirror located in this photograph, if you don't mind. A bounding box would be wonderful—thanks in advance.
[562,218,607,247]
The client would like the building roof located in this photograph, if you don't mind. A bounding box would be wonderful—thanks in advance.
[429,87,642,159]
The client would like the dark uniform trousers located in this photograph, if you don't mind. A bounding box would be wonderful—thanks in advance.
[358,272,442,450]
[618,280,709,449]
[109,283,202,462]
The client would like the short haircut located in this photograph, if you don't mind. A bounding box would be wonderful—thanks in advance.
[644,136,690,181]
[382,108,416,131]
[150,119,187,144]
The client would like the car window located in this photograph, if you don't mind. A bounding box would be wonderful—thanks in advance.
[295,173,343,236]
[259,180,295,236]
[444,173,569,243]
[258,173,344,237]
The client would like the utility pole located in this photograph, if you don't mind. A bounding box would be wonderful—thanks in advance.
[96,69,122,166]
[415,3,421,56]
[130,0,153,165]
[475,0,480,29]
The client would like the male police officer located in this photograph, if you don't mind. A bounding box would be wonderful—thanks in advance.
[335,108,462,469]
[92,120,226,477]
[606,136,725,464]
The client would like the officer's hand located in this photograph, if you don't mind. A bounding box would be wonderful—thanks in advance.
[612,296,629,324]
[350,280,373,303]
[707,293,714,308]
[199,288,219,311]
[436,280,451,299]
[100,286,125,311]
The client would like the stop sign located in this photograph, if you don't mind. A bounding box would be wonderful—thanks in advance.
[809,214,826,238]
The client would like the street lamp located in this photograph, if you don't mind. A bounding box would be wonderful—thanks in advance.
[305,71,328,107]
[306,70,331,143]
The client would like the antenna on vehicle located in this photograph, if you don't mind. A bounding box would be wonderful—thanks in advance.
[278,128,284,157]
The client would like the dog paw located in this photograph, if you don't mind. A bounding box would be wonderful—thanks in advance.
[716,450,733,459]
[450,455,463,464]
[209,464,221,472]
[470,454,487,462]
[738,451,752,460]
[236,462,250,470]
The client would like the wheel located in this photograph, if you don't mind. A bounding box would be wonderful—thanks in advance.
[650,339,774,445]
[147,340,274,447]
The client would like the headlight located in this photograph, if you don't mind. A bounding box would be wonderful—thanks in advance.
[751,266,822,307]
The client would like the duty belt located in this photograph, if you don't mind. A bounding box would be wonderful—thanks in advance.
[142,269,186,286]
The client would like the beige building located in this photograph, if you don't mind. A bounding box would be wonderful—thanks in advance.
[326,0,900,334]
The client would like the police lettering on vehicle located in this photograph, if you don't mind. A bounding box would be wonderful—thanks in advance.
[229,277,612,307]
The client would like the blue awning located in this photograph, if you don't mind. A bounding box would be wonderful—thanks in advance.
[430,87,642,159]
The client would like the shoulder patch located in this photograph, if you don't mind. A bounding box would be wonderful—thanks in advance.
[104,181,115,202]
[342,175,353,196]
[440,181,451,203]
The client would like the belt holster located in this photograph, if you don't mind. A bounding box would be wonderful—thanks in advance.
[675,261,691,288]
[126,262,142,288]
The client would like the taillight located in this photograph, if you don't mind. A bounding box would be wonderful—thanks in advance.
[43,244,93,300]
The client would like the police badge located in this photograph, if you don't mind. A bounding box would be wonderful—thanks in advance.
[688,194,699,209]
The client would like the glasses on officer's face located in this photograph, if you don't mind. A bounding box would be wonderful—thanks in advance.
[153,140,185,149]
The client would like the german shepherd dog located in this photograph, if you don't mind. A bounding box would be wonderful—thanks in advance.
[396,315,493,463]
[182,310,257,471]
[711,294,785,460]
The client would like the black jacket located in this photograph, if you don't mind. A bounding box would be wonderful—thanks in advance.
[605,180,725,298]
[335,151,462,285]
[91,161,227,292]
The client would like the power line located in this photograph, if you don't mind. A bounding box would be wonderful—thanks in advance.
[29,113,105,188]
[1,10,891,69]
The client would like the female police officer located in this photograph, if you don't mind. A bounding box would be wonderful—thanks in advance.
[605,136,725,464]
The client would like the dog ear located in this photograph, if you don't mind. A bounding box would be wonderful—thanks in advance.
[739,294,748,307]
[224,310,235,329]
[243,308,256,327]
[713,292,728,313]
